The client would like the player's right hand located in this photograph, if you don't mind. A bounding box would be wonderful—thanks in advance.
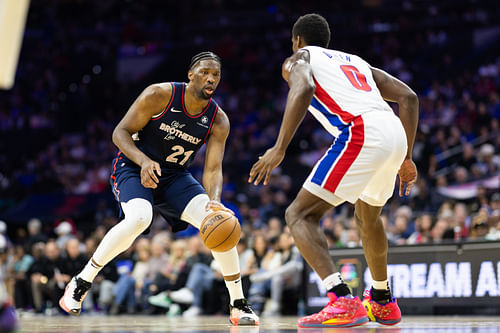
[140,159,162,188]
[248,146,285,186]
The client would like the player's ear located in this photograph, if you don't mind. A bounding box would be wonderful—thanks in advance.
[297,35,305,48]
[188,69,194,81]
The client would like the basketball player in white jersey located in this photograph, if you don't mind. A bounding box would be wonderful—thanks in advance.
[249,14,418,328]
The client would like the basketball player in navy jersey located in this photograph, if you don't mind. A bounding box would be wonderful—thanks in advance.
[59,52,258,325]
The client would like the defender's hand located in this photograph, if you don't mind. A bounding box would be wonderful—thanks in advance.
[205,201,235,215]
[398,159,417,196]
[248,147,285,186]
[140,159,162,188]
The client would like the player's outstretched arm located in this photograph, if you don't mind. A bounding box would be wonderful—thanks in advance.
[112,83,172,188]
[371,67,419,196]
[203,108,233,213]
[249,50,315,186]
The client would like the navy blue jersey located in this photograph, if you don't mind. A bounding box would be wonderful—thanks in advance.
[135,82,218,169]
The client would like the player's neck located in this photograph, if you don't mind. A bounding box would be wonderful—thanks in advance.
[184,85,210,116]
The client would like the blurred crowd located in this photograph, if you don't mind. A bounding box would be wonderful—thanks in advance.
[0,0,499,317]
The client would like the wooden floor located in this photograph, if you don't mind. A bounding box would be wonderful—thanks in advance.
[18,315,500,332]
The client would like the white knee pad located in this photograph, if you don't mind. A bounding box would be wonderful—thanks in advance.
[181,194,211,229]
[120,198,153,232]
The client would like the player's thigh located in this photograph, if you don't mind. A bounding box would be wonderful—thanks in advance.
[159,170,207,227]
[111,166,154,220]
[359,111,407,206]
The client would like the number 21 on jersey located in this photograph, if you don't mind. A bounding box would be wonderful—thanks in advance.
[166,145,194,166]
[340,65,372,92]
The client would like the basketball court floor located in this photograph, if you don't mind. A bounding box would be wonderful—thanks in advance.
[18,315,500,332]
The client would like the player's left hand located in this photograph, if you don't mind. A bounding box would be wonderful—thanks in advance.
[248,147,285,186]
[205,201,235,215]
[398,158,417,196]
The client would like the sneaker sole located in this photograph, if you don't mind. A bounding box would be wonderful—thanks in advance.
[298,316,369,328]
[58,297,81,316]
[376,318,401,325]
[230,317,259,326]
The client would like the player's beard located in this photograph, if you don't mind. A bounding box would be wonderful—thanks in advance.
[199,89,213,100]
[200,90,211,100]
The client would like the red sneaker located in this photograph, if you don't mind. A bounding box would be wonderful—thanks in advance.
[362,289,401,325]
[298,292,368,328]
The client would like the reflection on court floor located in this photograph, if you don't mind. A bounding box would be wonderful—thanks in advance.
[18,315,500,333]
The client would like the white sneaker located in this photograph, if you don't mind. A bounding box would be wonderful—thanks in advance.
[148,292,172,308]
[182,305,201,318]
[170,288,194,304]
[59,277,92,316]
[166,303,181,317]
[229,299,259,326]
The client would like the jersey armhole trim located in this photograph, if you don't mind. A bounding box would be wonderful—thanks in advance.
[151,83,175,120]
[203,105,218,143]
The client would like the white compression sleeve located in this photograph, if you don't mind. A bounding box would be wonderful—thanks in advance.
[91,198,152,267]
[182,194,241,276]
[180,193,211,228]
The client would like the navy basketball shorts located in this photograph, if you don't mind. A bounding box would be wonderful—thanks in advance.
[109,153,206,232]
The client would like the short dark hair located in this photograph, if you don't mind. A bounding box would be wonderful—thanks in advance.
[189,51,221,70]
[292,13,330,48]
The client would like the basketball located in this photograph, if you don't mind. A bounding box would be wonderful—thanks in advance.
[200,211,241,252]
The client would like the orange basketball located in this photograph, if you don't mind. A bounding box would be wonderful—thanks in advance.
[200,211,241,252]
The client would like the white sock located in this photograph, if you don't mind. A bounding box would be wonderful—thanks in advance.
[225,278,244,305]
[78,198,152,283]
[322,272,344,290]
[372,279,389,290]
[181,195,245,305]
[211,247,243,305]
[78,258,103,283]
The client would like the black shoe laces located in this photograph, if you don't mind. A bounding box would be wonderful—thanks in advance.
[73,278,92,302]
[234,299,254,314]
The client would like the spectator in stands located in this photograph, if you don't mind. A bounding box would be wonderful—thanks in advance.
[54,221,73,250]
[469,212,490,241]
[266,217,283,240]
[26,219,47,250]
[60,238,89,310]
[410,179,433,212]
[407,214,433,244]
[29,241,65,313]
[165,236,212,317]
[475,143,500,176]
[451,203,470,240]
[147,239,188,315]
[248,230,302,316]
[430,217,450,243]
[140,237,169,313]
[110,238,150,314]
[11,244,33,311]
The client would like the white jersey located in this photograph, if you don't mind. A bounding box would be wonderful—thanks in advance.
[303,46,393,137]
[300,46,407,206]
